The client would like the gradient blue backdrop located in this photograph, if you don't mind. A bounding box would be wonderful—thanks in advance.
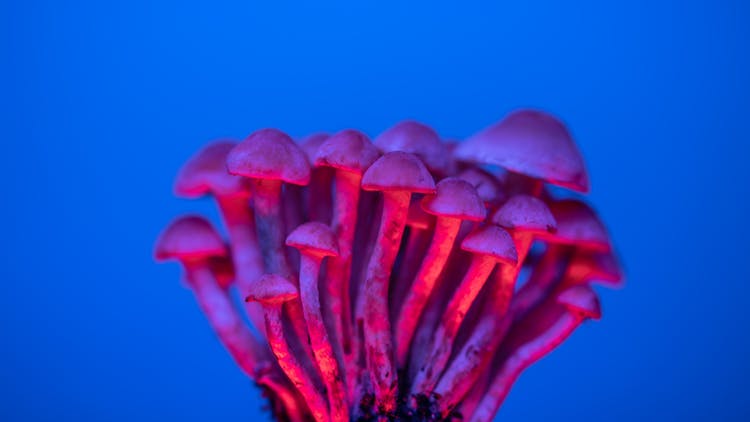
[2,1,749,421]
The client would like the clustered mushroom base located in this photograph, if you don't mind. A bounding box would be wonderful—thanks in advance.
[155,110,622,422]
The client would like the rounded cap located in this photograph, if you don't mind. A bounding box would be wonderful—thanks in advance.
[556,285,602,320]
[245,274,299,305]
[540,199,611,252]
[361,152,436,194]
[286,222,340,257]
[227,128,311,185]
[457,167,506,205]
[566,250,624,288]
[314,129,380,174]
[299,133,330,164]
[374,120,450,175]
[154,215,227,262]
[455,109,589,192]
[460,225,518,265]
[422,177,486,222]
[174,141,251,198]
[492,195,557,234]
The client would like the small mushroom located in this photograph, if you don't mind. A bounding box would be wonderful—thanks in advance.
[455,109,589,193]
[300,133,333,223]
[395,178,486,369]
[246,274,331,422]
[374,120,451,177]
[286,222,349,422]
[357,151,436,412]
[470,285,601,422]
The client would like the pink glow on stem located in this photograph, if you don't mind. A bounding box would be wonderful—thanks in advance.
[157,111,621,421]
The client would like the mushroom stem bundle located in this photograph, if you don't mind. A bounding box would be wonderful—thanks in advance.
[156,111,623,421]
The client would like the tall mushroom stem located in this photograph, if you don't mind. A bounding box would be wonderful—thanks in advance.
[508,244,571,322]
[360,190,411,413]
[395,217,461,369]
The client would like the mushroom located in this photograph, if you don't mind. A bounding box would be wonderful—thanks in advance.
[286,222,349,422]
[173,141,266,334]
[357,151,436,412]
[456,166,507,209]
[454,109,589,194]
[314,129,380,395]
[246,274,331,422]
[411,224,518,394]
[433,194,556,414]
[373,120,451,177]
[300,132,333,224]
[394,178,486,369]
[470,285,601,422]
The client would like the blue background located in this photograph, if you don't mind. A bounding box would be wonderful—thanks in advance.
[2,1,749,421]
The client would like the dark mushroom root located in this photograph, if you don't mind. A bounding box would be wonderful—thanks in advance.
[155,111,623,422]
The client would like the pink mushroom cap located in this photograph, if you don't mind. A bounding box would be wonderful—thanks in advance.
[539,199,612,252]
[245,274,300,305]
[299,132,330,164]
[361,152,436,194]
[556,284,602,320]
[374,120,450,175]
[314,129,380,174]
[422,177,487,222]
[154,215,227,262]
[455,109,590,192]
[492,195,557,235]
[227,128,311,186]
[460,225,518,266]
[286,222,340,258]
[174,141,250,198]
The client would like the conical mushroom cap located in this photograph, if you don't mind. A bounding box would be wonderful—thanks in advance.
[422,178,486,222]
[245,274,299,305]
[541,199,611,252]
[556,285,602,320]
[374,120,450,175]
[227,128,311,185]
[455,109,589,192]
[460,225,518,265]
[154,215,226,262]
[492,195,557,234]
[361,152,436,194]
[314,129,380,174]
[286,222,340,257]
[174,141,250,198]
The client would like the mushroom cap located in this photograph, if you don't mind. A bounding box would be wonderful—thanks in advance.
[456,167,506,205]
[539,199,611,252]
[407,199,435,230]
[154,215,227,262]
[374,120,451,175]
[174,141,251,198]
[361,152,436,194]
[226,128,311,185]
[492,195,557,234]
[455,109,589,192]
[286,222,340,257]
[567,249,624,288]
[422,178,486,222]
[556,284,602,320]
[314,129,380,174]
[460,225,518,265]
[245,274,299,305]
[299,132,330,164]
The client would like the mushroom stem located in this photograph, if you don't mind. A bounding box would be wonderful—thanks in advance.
[411,254,496,393]
[261,303,331,422]
[389,226,431,323]
[434,233,533,415]
[299,254,349,422]
[256,373,309,422]
[508,244,571,322]
[457,367,490,422]
[360,190,411,412]
[395,217,461,368]
[308,168,334,223]
[215,195,267,336]
[185,261,268,378]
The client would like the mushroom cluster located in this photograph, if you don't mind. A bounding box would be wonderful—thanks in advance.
[155,110,622,422]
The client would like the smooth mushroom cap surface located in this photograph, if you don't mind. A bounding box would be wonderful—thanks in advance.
[286,222,340,257]
[568,250,624,287]
[556,285,602,320]
[374,120,450,175]
[457,167,506,205]
[154,215,227,261]
[245,274,300,305]
[460,225,518,265]
[314,129,380,173]
[174,141,250,198]
[299,132,330,164]
[422,177,486,222]
[455,109,589,192]
[227,128,311,185]
[361,152,436,194]
[542,199,611,252]
[492,195,557,234]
